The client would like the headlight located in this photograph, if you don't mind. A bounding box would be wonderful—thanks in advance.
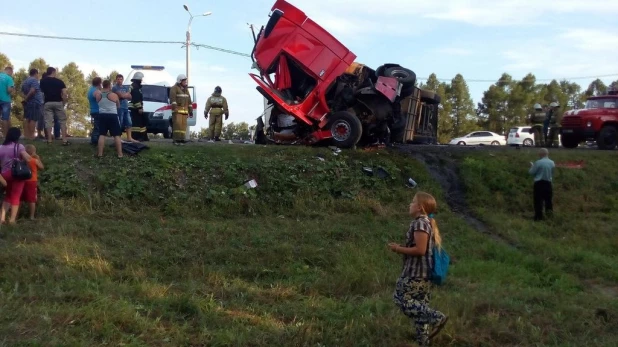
[586,121,592,127]
[152,111,164,119]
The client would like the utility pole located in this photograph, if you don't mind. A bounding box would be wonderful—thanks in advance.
[183,4,212,141]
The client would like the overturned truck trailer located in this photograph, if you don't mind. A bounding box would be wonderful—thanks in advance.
[250,0,439,148]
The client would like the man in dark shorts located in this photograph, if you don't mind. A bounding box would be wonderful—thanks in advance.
[94,80,123,158]
[21,68,44,140]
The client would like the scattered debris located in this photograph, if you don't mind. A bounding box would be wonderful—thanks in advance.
[361,166,390,179]
[556,160,585,169]
[316,156,325,162]
[244,179,258,189]
[406,178,418,188]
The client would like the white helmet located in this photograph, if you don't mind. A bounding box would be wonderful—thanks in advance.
[177,74,187,83]
[549,102,559,107]
[533,103,542,110]
[132,72,144,81]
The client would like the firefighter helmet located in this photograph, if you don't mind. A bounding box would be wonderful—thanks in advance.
[533,103,542,110]
[214,86,222,93]
[177,74,187,83]
[131,72,144,81]
[549,102,559,107]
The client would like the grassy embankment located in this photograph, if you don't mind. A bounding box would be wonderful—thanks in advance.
[0,142,616,346]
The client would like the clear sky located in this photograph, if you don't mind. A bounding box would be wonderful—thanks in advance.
[2,0,618,131]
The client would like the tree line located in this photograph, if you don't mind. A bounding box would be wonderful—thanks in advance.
[2,52,617,142]
[420,73,618,143]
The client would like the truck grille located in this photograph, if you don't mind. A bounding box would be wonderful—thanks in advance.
[562,116,582,127]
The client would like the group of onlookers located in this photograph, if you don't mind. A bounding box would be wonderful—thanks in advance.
[0,65,50,224]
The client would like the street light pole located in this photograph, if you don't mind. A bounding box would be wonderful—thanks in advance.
[183,4,211,141]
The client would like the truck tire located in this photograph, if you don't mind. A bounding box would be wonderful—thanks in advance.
[326,111,362,148]
[384,66,417,87]
[597,125,617,150]
[420,90,441,104]
[375,63,400,78]
[560,134,579,149]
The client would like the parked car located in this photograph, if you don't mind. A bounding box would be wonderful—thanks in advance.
[507,126,535,146]
[449,131,506,146]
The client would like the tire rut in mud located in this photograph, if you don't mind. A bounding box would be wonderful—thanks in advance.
[403,149,520,248]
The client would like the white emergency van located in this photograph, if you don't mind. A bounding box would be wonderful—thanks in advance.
[124,65,197,138]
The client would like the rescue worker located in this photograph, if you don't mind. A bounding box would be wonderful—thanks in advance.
[527,103,546,147]
[204,86,229,142]
[128,72,149,141]
[547,102,562,148]
[169,74,193,145]
[543,101,560,147]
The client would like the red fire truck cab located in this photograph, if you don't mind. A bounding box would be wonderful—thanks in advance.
[561,89,618,150]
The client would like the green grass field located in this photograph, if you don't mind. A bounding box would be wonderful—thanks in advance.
[0,142,616,346]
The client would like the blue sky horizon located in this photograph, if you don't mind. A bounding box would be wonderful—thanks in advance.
[2,0,618,131]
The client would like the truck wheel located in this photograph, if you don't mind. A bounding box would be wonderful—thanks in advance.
[326,111,362,148]
[420,90,441,104]
[384,67,417,87]
[163,124,172,139]
[375,63,400,78]
[561,134,579,149]
[597,125,617,150]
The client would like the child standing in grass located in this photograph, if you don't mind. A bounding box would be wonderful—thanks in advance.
[22,144,43,220]
[388,191,448,346]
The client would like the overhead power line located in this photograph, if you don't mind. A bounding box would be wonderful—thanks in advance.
[0,31,251,57]
[1,31,617,82]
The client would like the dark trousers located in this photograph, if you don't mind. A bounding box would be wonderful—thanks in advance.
[534,180,553,220]
[90,113,100,145]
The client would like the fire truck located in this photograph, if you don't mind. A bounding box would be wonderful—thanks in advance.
[561,88,618,150]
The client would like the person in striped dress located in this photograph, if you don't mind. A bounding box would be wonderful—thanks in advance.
[388,191,448,346]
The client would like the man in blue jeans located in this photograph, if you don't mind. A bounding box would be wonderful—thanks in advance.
[112,74,136,142]
[0,66,15,137]
[88,77,102,145]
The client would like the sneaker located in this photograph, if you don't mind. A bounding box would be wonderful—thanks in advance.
[428,315,448,340]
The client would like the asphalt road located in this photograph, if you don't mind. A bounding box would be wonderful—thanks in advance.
[55,136,603,153]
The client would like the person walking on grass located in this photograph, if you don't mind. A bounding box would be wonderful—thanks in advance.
[0,127,32,225]
[94,80,123,158]
[21,144,43,220]
[388,191,448,346]
[529,147,555,221]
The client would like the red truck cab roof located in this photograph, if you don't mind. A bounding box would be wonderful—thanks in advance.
[252,0,356,80]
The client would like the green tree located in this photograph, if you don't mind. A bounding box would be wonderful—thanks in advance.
[222,122,238,140]
[10,68,29,127]
[423,73,440,92]
[60,62,89,136]
[105,70,120,83]
[447,74,477,137]
[0,52,11,70]
[436,81,453,143]
[236,122,250,140]
[28,58,48,75]
[85,70,100,85]
[584,79,607,97]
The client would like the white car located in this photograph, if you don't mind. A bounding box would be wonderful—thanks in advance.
[507,126,535,146]
[449,131,506,146]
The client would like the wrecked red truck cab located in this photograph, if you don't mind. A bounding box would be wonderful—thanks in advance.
[250,0,439,148]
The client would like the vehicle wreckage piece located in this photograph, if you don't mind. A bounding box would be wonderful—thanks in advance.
[249,0,439,148]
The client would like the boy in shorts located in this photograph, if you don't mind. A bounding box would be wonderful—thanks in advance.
[22,144,44,220]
